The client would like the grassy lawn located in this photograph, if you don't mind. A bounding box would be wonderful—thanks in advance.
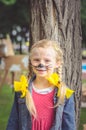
[79,108,86,130]
[0,84,86,130]
[82,79,86,84]
[0,85,14,130]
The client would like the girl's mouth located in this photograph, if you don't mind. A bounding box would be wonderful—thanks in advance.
[36,68,46,71]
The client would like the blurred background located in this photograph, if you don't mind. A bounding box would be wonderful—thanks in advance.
[0,0,29,54]
[0,0,86,130]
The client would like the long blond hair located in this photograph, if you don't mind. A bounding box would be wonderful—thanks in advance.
[26,39,66,117]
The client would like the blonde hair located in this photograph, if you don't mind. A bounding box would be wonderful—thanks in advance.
[26,39,66,117]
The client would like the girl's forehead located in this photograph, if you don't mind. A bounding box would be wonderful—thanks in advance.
[31,47,56,57]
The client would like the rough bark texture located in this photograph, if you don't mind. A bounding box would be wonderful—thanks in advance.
[29,0,82,129]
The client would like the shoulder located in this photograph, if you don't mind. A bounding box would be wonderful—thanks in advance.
[14,92,26,104]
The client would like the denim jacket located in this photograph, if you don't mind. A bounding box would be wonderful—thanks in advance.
[6,78,76,130]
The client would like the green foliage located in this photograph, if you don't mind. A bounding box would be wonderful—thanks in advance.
[0,0,16,5]
[81,0,86,21]
[81,0,86,47]
[0,0,29,35]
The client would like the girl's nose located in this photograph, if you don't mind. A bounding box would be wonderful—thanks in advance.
[40,60,45,65]
[38,64,45,68]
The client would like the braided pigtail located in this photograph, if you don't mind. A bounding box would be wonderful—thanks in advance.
[26,89,37,118]
[58,63,67,105]
[25,55,37,118]
[53,43,67,106]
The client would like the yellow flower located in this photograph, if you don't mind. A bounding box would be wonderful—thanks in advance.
[47,73,74,99]
[57,87,74,99]
[65,87,74,99]
[46,73,61,87]
[14,75,28,98]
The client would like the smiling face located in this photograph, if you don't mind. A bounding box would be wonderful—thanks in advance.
[30,47,58,78]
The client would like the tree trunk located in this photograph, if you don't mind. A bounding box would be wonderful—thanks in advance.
[29,0,82,129]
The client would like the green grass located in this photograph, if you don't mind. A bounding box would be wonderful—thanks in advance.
[79,108,86,130]
[0,84,14,130]
[0,84,86,130]
[82,79,86,84]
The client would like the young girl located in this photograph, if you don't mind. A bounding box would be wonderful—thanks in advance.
[6,39,76,130]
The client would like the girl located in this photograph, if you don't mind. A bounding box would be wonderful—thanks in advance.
[6,39,76,130]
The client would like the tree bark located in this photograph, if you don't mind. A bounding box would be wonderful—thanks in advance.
[29,0,82,129]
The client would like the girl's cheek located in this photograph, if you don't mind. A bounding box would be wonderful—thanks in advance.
[47,68,55,74]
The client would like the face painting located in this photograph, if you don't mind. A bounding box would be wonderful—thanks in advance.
[31,63,53,70]
[30,47,57,76]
